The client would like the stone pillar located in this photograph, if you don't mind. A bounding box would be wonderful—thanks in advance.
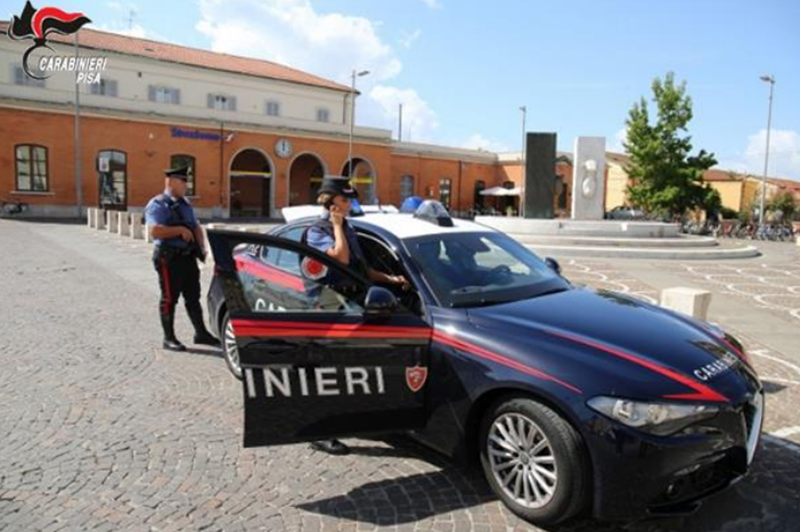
[130,213,144,239]
[571,137,607,220]
[106,211,119,233]
[94,209,105,230]
[87,208,95,228]
[144,223,154,243]
[117,211,130,237]
[660,287,712,321]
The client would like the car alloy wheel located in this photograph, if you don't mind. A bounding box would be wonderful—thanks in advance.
[223,315,242,379]
[487,412,557,509]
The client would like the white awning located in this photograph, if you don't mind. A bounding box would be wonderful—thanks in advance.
[480,186,521,196]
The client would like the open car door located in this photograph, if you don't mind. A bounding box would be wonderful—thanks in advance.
[208,229,432,447]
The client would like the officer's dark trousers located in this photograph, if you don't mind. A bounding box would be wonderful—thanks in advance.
[153,251,206,341]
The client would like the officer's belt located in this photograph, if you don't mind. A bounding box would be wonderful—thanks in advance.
[155,245,195,258]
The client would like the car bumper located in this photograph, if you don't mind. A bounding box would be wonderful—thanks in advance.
[585,392,764,520]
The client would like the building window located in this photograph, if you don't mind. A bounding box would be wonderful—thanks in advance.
[316,108,330,123]
[400,175,415,202]
[170,154,197,196]
[98,150,128,208]
[208,93,236,111]
[265,100,281,116]
[15,145,49,192]
[439,178,452,210]
[149,85,180,104]
[90,78,118,97]
[474,180,486,210]
[12,65,45,88]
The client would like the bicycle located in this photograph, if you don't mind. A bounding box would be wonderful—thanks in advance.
[1,197,29,217]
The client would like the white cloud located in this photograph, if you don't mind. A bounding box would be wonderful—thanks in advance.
[612,127,627,153]
[421,0,443,9]
[196,0,401,84]
[369,85,439,142]
[461,133,509,153]
[92,22,171,42]
[719,129,800,181]
[399,28,422,49]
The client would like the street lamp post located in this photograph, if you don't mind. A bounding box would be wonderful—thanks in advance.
[759,74,775,225]
[348,69,370,179]
[519,105,527,217]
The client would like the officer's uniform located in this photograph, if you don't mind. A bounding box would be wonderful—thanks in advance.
[302,176,368,456]
[144,166,219,351]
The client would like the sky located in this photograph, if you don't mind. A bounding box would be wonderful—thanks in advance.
[2,0,799,180]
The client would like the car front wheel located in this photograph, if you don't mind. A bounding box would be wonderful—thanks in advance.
[479,396,589,525]
[221,313,242,380]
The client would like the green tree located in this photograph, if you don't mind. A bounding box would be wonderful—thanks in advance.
[623,72,718,219]
[767,191,796,219]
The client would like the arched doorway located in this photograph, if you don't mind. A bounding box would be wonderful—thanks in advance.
[341,157,376,204]
[229,148,274,218]
[288,153,326,206]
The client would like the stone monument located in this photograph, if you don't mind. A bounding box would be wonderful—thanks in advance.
[571,136,606,220]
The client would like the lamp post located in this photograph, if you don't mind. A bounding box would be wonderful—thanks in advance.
[348,69,370,179]
[519,105,527,217]
[758,74,775,225]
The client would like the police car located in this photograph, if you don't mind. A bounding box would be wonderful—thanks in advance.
[205,200,763,526]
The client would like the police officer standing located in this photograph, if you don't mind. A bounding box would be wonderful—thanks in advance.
[303,176,408,455]
[144,166,220,351]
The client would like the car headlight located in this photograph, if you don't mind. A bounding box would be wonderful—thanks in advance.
[587,396,719,436]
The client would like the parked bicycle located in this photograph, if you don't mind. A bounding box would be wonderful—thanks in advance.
[0,197,29,217]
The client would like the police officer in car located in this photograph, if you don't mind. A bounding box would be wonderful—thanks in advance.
[145,166,220,352]
[303,175,408,455]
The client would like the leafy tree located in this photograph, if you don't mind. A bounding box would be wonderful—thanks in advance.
[767,191,796,219]
[623,72,718,218]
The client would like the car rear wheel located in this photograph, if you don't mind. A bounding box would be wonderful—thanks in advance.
[221,313,242,380]
[479,396,589,525]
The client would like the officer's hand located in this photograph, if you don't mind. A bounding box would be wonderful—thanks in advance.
[390,275,410,291]
[179,227,195,242]
[330,206,345,227]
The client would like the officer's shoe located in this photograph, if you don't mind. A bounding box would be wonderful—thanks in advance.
[310,439,350,455]
[163,338,187,352]
[193,331,221,347]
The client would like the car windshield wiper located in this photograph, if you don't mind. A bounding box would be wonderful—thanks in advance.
[529,286,570,299]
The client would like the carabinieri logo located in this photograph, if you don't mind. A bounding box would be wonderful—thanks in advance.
[7,1,104,82]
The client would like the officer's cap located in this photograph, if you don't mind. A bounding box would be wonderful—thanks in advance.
[164,166,190,180]
[317,175,358,199]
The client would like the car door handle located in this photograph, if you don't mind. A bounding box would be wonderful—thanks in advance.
[256,340,301,354]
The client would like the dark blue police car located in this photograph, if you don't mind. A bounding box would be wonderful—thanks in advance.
[206,201,763,526]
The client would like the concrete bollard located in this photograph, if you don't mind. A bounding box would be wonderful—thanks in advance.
[144,223,154,243]
[660,287,712,321]
[106,211,119,233]
[94,209,105,230]
[130,213,144,239]
[117,211,130,237]
[87,207,95,228]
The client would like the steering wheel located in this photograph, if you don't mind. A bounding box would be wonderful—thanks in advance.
[479,265,513,286]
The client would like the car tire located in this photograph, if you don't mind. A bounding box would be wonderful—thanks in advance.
[479,396,589,526]
[221,312,243,380]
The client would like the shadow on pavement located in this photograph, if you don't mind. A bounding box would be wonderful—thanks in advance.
[298,436,800,531]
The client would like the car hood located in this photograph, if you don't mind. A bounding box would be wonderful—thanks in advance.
[465,287,759,403]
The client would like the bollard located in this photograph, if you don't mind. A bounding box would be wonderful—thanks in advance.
[117,211,130,237]
[130,213,144,239]
[144,223,153,243]
[660,287,712,321]
[106,211,119,233]
[94,209,105,230]
[87,207,95,228]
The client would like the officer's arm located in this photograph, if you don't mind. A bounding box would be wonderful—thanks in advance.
[150,224,193,241]
[327,223,350,265]
[307,228,348,266]
[193,225,206,251]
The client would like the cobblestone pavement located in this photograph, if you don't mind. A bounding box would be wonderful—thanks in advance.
[1,220,799,532]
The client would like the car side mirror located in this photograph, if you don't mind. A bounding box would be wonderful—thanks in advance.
[364,286,398,315]
[545,257,562,276]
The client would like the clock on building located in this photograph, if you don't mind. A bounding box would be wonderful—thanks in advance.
[275,138,293,158]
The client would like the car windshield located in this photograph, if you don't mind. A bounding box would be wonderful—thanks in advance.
[405,231,569,308]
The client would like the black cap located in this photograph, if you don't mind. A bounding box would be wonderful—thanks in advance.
[164,166,190,180]
[317,175,358,199]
